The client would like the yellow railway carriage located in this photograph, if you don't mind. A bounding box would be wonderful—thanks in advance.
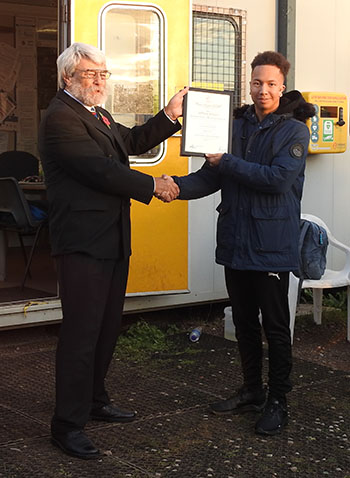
[2,0,349,328]
[1,0,241,327]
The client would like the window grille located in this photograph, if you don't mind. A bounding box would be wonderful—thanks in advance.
[192,5,246,107]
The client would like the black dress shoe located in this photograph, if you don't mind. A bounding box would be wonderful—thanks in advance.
[51,430,100,460]
[90,404,136,423]
[210,385,266,415]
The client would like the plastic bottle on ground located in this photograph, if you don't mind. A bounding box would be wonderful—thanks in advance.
[189,326,202,342]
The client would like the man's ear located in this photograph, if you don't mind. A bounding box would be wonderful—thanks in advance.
[64,75,72,88]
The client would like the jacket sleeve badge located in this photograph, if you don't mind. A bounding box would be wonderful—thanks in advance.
[290,143,304,159]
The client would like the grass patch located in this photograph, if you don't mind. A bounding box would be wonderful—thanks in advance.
[115,320,180,362]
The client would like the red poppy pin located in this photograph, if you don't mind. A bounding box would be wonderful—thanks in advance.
[100,113,111,129]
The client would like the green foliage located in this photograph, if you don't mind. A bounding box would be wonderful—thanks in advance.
[323,291,347,311]
[300,288,313,304]
[115,320,179,362]
[301,288,347,312]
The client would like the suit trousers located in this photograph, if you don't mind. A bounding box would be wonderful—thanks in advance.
[224,268,292,399]
[51,253,129,434]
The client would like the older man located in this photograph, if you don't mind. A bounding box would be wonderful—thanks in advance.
[39,42,186,459]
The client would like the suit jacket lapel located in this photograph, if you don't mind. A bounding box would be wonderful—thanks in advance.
[96,106,129,159]
[57,89,129,160]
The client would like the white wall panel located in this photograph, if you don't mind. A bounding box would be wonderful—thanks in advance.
[295,0,350,268]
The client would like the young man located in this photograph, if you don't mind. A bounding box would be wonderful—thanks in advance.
[39,42,186,459]
[173,51,315,435]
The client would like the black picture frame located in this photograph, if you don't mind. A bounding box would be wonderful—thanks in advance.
[180,87,233,157]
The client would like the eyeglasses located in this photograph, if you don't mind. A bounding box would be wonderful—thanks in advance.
[74,69,112,80]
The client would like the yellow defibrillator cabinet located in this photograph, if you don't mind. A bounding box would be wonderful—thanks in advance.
[302,92,348,154]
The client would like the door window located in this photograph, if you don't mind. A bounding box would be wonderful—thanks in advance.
[101,4,165,163]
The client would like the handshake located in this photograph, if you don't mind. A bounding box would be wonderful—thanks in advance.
[154,175,179,203]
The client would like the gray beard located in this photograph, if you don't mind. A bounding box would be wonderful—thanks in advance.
[68,82,108,106]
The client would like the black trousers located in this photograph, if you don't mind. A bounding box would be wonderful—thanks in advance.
[224,268,292,399]
[51,253,129,433]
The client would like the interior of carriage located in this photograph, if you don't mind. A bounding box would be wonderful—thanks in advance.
[0,0,58,305]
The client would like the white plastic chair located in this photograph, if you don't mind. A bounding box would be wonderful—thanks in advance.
[289,213,350,342]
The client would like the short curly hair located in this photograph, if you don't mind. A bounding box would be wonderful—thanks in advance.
[251,51,290,80]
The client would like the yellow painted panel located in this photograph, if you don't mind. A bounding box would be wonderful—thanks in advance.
[128,137,188,293]
[159,0,190,101]
[192,82,224,91]
[73,0,100,44]
[72,0,190,293]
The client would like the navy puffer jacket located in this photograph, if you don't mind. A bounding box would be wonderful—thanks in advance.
[174,90,315,272]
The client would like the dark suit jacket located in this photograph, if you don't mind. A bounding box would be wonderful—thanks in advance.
[39,89,181,259]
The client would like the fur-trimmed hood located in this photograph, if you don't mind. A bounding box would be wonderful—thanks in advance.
[234,90,315,123]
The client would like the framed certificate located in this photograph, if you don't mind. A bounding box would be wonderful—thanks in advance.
[180,87,233,157]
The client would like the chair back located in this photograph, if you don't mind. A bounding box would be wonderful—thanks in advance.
[0,151,39,181]
[301,213,331,235]
[0,177,36,229]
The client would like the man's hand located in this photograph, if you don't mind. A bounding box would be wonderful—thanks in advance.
[154,174,179,202]
[164,86,190,121]
[205,153,223,167]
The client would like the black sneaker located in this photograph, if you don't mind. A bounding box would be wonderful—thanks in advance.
[255,397,288,435]
[210,385,266,415]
